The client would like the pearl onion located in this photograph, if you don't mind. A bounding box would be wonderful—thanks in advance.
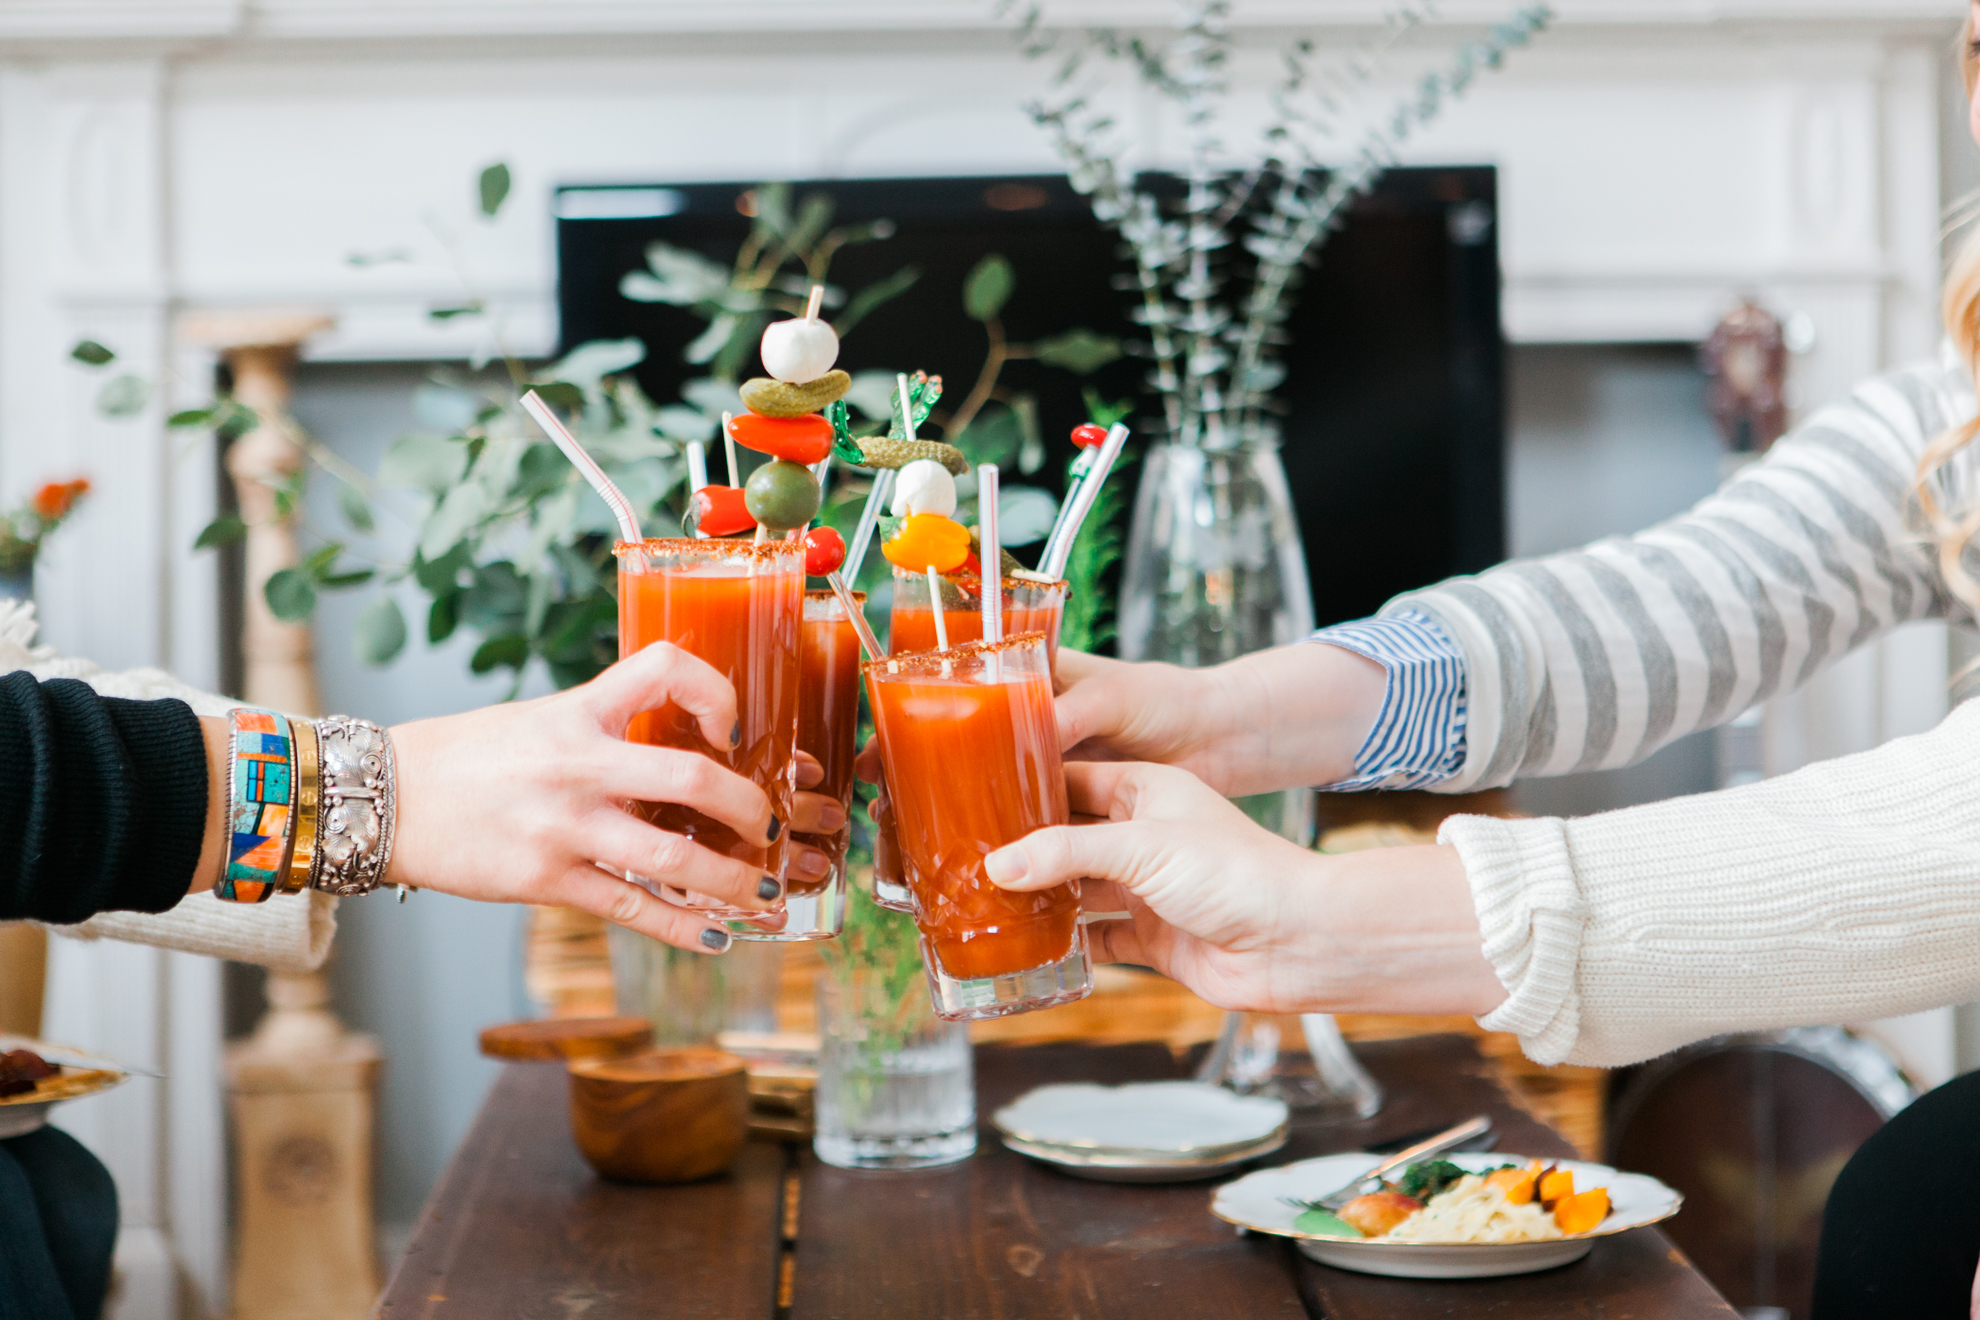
[758,318,839,384]
[889,459,958,519]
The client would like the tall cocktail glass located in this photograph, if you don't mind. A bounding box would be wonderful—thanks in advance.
[616,538,803,930]
[775,588,860,941]
[871,569,1068,913]
[865,633,1093,1020]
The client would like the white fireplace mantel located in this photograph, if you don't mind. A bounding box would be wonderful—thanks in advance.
[0,3,1961,1318]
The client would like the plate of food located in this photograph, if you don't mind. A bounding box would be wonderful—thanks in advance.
[0,1036,128,1139]
[993,1082,1289,1182]
[1212,1150,1681,1279]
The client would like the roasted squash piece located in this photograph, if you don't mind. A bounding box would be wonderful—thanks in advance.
[1485,1158,1544,1204]
[1338,1191,1424,1238]
[1554,1187,1610,1234]
[1538,1167,1574,1208]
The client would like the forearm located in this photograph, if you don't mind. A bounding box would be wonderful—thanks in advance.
[1196,643,1387,795]
[188,717,228,895]
[1295,843,1506,1017]
[1446,698,1980,1067]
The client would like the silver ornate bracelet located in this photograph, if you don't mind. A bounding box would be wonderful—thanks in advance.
[309,716,398,897]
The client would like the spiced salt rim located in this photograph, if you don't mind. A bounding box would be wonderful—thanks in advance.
[803,587,867,602]
[614,536,806,563]
[862,631,1050,678]
[894,568,1069,594]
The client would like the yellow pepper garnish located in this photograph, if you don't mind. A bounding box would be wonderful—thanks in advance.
[881,513,971,574]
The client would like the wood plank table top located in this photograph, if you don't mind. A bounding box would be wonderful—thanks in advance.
[377,1033,1735,1319]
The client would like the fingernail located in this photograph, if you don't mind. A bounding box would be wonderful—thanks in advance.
[818,803,848,832]
[795,849,830,878]
[766,816,784,842]
[700,927,731,952]
[730,720,742,748]
[757,875,782,901]
[984,846,1028,885]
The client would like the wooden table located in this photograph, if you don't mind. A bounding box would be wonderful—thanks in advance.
[377,1034,1735,1319]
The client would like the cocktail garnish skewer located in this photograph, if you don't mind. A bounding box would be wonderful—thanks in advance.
[520,391,645,569]
[826,570,886,662]
[1040,422,1130,580]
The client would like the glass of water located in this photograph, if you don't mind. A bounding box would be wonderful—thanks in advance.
[813,970,974,1169]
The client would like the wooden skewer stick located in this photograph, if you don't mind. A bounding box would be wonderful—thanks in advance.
[805,284,826,322]
[721,412,740,489]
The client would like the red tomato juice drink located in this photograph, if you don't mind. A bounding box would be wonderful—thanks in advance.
[865,632,1093,1021]
[782,589,862,940]
[616,538,803,934]
[870,569,1068,915]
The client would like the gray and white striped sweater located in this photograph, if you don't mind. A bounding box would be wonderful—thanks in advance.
[1395,348,1977,794]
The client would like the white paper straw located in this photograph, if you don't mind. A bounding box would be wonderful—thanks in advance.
[978,464,1002,646]
[520,390,643,546]
[1040,422,1130,580]
[721,412,741,487]
[926,565,949,652]
[845,468,894,582]
[897,373,916,442]
[826,570,885,661]
[687,439,710,494]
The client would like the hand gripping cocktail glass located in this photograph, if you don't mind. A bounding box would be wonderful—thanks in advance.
[864,632,1093,1020]
[871,569,1068,912]
[616,538,803,933]
[780,588,861,940]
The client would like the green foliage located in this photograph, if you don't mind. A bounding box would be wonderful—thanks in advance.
[354,595,408,666]
[264,567,316,621]
[478,162,512,217]
[194,514,247,550]
[95,374,149,417]
[1031,328,1122,374]
[70,341,115,367]
[962,253,1015,322]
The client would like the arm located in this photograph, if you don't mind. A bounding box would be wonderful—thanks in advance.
[1404,356,1965,792]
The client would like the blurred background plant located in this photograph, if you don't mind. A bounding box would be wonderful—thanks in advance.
[0,473,90,586]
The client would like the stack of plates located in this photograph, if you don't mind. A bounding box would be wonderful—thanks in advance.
[993,1081,1289,1182]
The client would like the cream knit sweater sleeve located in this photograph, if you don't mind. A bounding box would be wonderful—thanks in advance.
[1442,697,1980,1068]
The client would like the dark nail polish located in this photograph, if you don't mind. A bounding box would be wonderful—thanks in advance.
[766,816,784,842]
[700,927,730,951]
[757,875,782,901]
[730,720,743,748]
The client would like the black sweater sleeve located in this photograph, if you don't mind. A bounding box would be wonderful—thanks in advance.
[0,672,209,924]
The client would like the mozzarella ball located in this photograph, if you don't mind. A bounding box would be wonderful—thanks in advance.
[889,459,958,519]
[759,317,839,384]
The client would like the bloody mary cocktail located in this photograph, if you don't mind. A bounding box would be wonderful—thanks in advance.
[617,538,803,928]
[888,569,1067,666]
[869,569,1070,915]
[779,589,861,940]
[865,633,1093,1020]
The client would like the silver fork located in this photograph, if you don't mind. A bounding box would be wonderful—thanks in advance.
[1312,1114,1495,1211]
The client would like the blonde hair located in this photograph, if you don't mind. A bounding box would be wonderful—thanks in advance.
[1918,16,1980,614]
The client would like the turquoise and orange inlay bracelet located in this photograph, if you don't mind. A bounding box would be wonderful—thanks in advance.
[219,707,296,903]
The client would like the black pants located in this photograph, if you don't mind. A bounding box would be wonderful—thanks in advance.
[1814,1067,1980,1318]
[0,1126,117,1320]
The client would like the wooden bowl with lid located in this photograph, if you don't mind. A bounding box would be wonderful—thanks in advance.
[567,1047,749,1184]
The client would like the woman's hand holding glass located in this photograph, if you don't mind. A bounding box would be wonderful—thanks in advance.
[384,640,788,953]
[981,760,1508,1019]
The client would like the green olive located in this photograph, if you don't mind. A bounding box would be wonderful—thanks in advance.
[743,459,821,531]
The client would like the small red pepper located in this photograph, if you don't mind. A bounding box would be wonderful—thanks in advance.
[690,485,757,537]
[1070,423,1109,450]
[727,412,834,465]
[804,526,846,577]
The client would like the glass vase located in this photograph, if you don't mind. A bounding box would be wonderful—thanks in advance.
[1117,441,1317,843]
[607,926,784,1047]
[813,970,975,1170]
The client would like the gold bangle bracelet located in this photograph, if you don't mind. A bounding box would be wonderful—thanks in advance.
[283,720,321,894]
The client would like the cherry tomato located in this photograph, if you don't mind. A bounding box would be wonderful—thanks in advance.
[881,514,971,574]
[804,526,847,577]
[1071,423,1109,449]
[689,485,756,537]
[727,411,834,465]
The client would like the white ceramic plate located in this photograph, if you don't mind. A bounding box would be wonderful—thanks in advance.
[993,1082,1289,1160]
[1003,1128,1288,1182]
[0,1036,128,1139]
[1212,1150,1683,1280]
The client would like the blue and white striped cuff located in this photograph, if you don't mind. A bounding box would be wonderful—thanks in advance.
[1310,608,1468,792]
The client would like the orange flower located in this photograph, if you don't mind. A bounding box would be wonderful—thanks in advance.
[32,479,87,522]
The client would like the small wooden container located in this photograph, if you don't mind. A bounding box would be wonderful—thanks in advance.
[478,1017,652,1063]
[568,1048,749,1184]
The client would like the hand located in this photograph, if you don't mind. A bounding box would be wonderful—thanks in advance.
[386,641,784,954]
[982,761,1506,1017]
[1053,645,1387,796]
[786,752,850,889]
